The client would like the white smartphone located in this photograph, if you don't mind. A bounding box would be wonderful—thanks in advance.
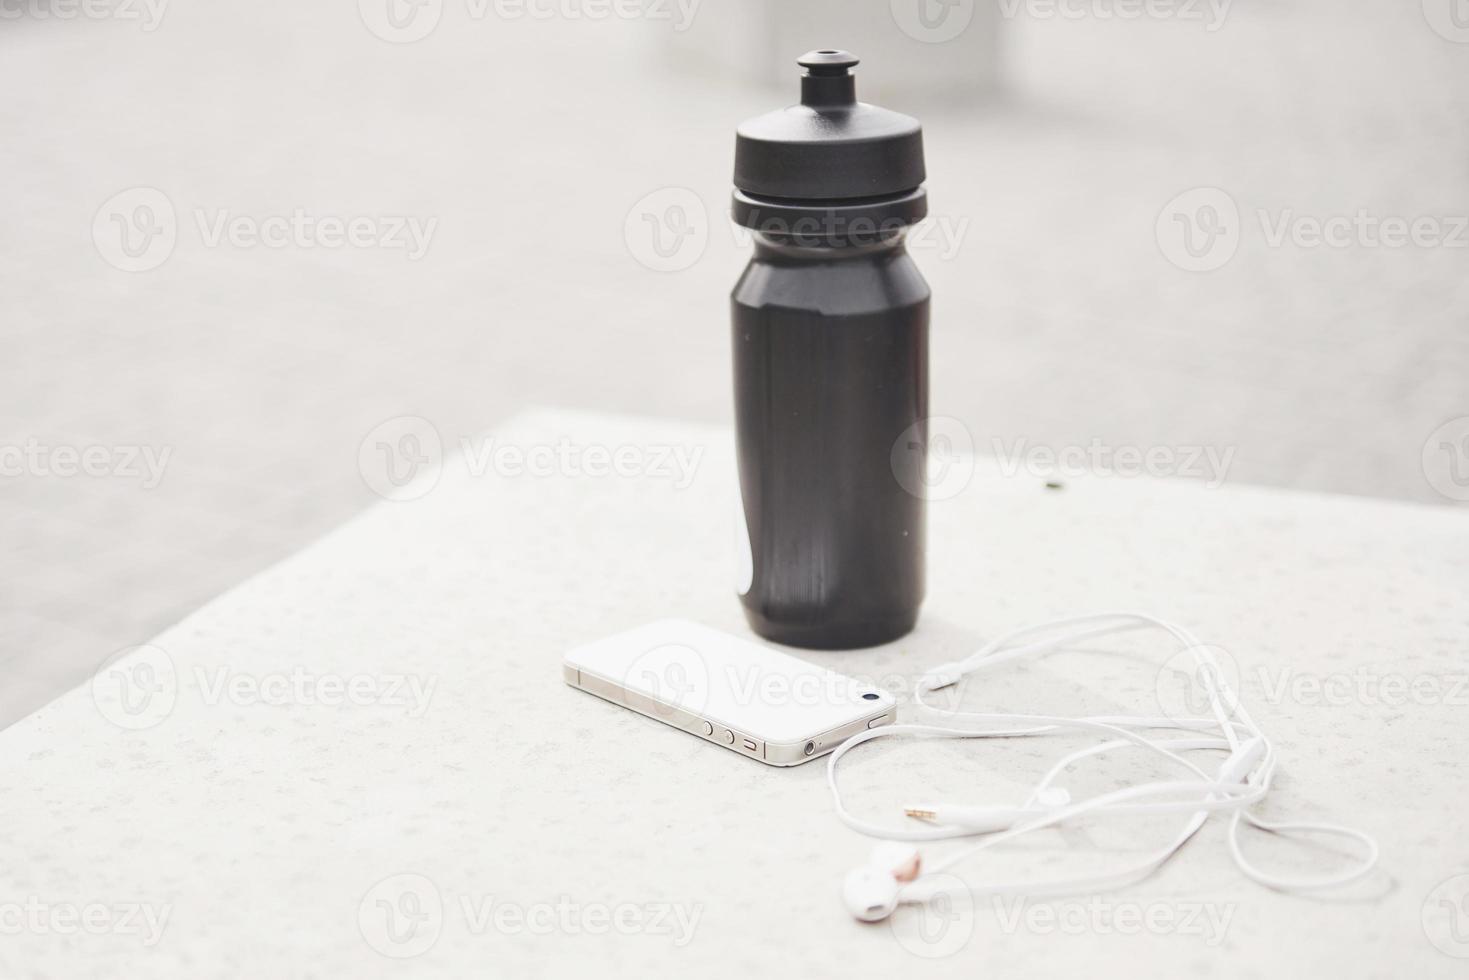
[563,619,897,766]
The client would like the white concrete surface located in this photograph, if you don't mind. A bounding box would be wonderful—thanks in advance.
[1,409,1466,977]
[0,3,1465,743]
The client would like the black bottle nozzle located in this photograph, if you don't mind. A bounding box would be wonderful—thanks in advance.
[798,49,858,108]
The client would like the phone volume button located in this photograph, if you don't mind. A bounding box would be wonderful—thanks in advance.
[720,729,735,744]
[700,721,714,736]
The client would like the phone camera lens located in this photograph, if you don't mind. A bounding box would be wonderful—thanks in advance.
[862,692,880,701]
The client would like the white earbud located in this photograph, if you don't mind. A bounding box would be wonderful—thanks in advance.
[842,866,899,922]
[842,843,921,922]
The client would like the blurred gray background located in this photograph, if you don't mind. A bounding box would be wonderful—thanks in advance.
[2,0,1467,727]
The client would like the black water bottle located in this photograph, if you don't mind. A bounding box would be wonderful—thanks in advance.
[731,50,930,650]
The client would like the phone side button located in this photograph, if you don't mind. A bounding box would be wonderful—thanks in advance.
[720,729,735,744]
[701,721,714,736]
[741,737,758,753]
[867,713,892,729]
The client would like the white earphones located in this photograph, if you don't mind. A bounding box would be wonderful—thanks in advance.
[830,612,1380,922]
[842,843,922,922]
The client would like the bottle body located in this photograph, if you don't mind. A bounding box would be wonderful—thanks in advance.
[732,234,929,649]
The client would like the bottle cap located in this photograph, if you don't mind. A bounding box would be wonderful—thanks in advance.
[732,50,928,240]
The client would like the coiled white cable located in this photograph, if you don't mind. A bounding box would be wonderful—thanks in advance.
[828,613,1379,918]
